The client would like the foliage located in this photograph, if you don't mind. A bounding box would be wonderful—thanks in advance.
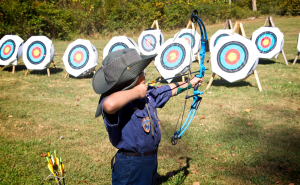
[0,0,299,40]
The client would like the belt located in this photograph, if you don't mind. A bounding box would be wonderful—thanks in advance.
[119,149,158,157]
[111,149,157,169]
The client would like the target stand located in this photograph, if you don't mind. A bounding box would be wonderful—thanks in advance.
[206,22,262,92]
[0,35,24,74]
[293,33,300,65]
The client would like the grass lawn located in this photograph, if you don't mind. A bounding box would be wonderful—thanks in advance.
[0,15,300,184]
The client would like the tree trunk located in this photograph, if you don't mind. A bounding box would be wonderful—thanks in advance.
[252,0,257,11]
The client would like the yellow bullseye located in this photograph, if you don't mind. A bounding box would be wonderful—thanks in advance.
[169,53,177,60]
[262,39,269,46]
[33,49,40,57]
[228,53,237,61]
[75,53,82,61]
[4,47,10,53]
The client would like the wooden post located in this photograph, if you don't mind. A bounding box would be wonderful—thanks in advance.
[12,65,15,74]
[293,52,299,65]
[254,70,262,92]
[64,72,69,78]
[47,68,50,77]
[25,69,29,76]
[205,73,216,91]
[281,49,289,65]
[151,20,159,30]
[223,20,233,29]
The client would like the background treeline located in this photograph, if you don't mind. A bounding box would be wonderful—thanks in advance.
[0,0,299,40]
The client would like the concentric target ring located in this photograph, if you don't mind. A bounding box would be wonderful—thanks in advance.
[0,39,15,61]
[68,45,89,69]
[27,41,46,64]
[109,42,129,53]
[179,33,195,48]
[141,34,156,52]
[255,31,277,53]
[160,43,186,70]
[214,34,230,46]
[217,41,248,73]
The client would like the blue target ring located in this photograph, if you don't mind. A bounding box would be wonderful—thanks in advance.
[217,41,248,73]
[27,41,46,64]
[142,34,156,52]
[0,40,15,61]
[160,43,185,70]
[68,45,89,69]
[255,32,277,53]
[214,34,229,46]
[109,42,129,53]
[179,33,195,48]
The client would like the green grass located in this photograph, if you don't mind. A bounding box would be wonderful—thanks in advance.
[0,16,300,184]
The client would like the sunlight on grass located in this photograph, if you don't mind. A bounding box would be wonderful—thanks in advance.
[0,16,300,184]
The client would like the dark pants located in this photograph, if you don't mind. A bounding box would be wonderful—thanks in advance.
[112,152,157,185]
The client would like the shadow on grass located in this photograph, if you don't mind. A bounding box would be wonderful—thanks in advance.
[1,65,28,72]
[208,78,252,88]
[216,105,300,184]
[29,68,64,75]
[68,72,95,79]
[288,58,299,64]
[258,58,277,65]
[157,157,191,185]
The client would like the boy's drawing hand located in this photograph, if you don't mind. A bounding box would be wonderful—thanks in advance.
[133,84,148,99]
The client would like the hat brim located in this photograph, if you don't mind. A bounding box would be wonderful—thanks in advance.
[93,54,157,95]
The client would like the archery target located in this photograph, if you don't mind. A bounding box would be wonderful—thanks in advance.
[138,29,164,55]
[103,36,140,59]
[297,33,300,52]
[209,29,237,52]
[63,39,98,77]
[174,29,200,55]
[155,38,194,83]
[211,34,259,83]
[23,36,54,70]
[251,27,284,59]
[0,35,24,66]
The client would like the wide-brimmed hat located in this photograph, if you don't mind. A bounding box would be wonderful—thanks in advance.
[92,48,157,95]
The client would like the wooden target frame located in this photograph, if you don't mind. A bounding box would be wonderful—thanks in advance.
[206,22,262,92]
[293,33,300,65]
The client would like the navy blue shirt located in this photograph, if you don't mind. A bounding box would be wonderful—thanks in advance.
[101,85,172,153]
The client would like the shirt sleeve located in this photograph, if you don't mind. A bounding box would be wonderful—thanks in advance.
[148,85,172,108]
[101,97,122,127]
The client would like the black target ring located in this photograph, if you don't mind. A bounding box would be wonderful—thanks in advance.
[0,39,16,61]
[109,42,129,53]
[214,34,230,46]
[255,31,277,54]
[68,45,89,70]
[27,41,47,65]
[160,43,186,70]
[217,41,248,73]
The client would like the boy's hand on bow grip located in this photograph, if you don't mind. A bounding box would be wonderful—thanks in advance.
[190,77,203,87]
[133,84,148,99]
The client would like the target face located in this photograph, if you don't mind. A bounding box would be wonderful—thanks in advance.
[141,34,156,52]
[109,42,129,52]
[217,41,248,73]
[160,43,186,70]
[255,32,277,53]
[214,34,229,46]
[0,40,15,61]
[27,41,46,64]
[179,33,195,48]
[68,45,89,69]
